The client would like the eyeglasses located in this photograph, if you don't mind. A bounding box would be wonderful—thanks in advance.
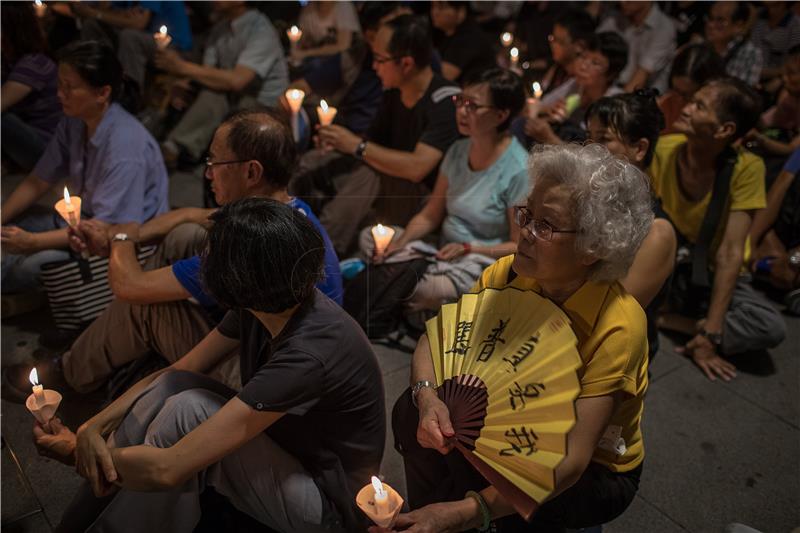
[452,94,495,113]
[204,157,252,169]
[513,206,577,241]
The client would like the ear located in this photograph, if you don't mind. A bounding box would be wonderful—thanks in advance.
[97,85,112,105]
[633,138,650,165]
[246,160,264,185]
[495,108,511,127]
[580,253,600,267]
[714,121,737,141]
[399,56,415,74]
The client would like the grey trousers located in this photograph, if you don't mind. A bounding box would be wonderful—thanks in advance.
[62,371,340,533]
[62,223,241,393]
[721,277,787,355]
[166,90,260,160]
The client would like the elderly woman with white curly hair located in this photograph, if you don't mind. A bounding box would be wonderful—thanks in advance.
[383,143,654,533]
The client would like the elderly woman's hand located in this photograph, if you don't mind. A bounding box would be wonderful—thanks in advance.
[416,388,455,454]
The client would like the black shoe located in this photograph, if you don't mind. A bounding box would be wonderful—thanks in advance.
[1,356,67,404]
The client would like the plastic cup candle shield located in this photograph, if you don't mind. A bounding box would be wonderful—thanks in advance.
[509,47,520,68]
[55,186,81,228]
[316,99,337,126]
[371,224,395,257]
[287,25,302,44]
[356,476,404,528]
[500,31,513,48]
[285,89,305,114]
[154,25,172,50]
[527,81,543,118]
[26,367,63,425]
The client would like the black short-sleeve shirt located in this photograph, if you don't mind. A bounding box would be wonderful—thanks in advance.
[437,18,497,84]
[217,290,386,529]
[366,73,460,186]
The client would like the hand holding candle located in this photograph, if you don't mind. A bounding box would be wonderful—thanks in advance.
[154,25,172,50]
[26,367,63,427]
[371,224,395,260]
[55,186,81,228]
[356,476,403,528]
[285,89,305,142]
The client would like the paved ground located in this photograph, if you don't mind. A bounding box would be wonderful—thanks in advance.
[2,169,798,532]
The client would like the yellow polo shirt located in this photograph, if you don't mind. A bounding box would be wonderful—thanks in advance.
[473,255,648,473]
[648,134,766,263]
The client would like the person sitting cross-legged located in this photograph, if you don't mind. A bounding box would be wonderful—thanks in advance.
[33,198,385,533]
[3,108,342,399]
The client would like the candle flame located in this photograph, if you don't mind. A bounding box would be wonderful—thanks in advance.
[371,476,386,498]
[501,32,512,44]
[30,367,39,386]
[289,89,302,100]
[159,25,168,35]
[63,186,72,205]
[320,99,329,112]
[34,0,43,6]
[374,223,388,236]
[290,25,300,36]
[510,47,519,59]
[532,82,541,94]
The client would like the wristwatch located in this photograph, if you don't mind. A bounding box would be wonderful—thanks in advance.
[111,233,131,243]
[700,328,723,346]
[411,380,437,407]
[354,140,368,160]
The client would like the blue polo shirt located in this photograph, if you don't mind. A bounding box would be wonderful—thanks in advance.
[33,103,169,224]
[112,1,193,51]
[171,198,344,319]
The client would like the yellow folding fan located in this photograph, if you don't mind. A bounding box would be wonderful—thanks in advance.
[426,286,583,521]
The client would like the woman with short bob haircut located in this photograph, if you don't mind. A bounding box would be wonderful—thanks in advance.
[393,143,653,531]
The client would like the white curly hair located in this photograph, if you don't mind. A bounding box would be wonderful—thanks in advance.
[526,143,654,282]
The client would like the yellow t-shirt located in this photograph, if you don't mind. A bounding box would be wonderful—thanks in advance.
[472,255,648,473]
[648,134,766,263]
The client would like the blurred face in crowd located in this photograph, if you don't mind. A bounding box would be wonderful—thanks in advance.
[430,2,464,34]
[705,2,745,47]
[205,124,251,205]
[57,63,110,119]
[670,75,700,103]
[574,50,611,93]
[673,84,731,141]
[587,117,648,170]
[372,25,410,89]
[453,83,508,137]
[549,24,578,66]
[783,56,800,96]
[513,179,591,285]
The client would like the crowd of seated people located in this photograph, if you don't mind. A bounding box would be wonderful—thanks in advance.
[1,2,797,532]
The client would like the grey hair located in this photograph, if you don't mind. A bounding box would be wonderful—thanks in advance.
[527,143,654,282]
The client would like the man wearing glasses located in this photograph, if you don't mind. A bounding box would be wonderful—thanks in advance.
[291,14,460,256]
[3,109,342,400]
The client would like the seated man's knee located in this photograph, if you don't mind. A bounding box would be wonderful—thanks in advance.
[163,223,208,258]
[145,388,226,447]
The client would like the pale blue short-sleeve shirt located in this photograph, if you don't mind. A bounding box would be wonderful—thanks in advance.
[439,137,530,246]
[33,103,169,223]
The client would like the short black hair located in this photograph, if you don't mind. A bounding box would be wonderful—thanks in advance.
[730,1,751,24]
[202,198,325,313]
[553,7,597,45]
[586,89,666,168]
[361,2,405,32]
[222,107,297,190]
[585,32,629,82]
[704,77,762,141]
[58,40,123,100]
[669,44,725,86]
[463,68,526,132]
[385,14,432,69]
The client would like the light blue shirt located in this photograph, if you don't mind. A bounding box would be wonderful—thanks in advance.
[440,137,530,246]
[34,103,169,223]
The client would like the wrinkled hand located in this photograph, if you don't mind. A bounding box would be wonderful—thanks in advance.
[75,423,118,497]
[316,125,359,154]
[676,334,737,382]
[1,226,39,254]
[416,389,455,454]
[70,219,111,257]
[436,243,468,262]
[154,48,184,74]
[368,502,464,533]
[33,417,77,466]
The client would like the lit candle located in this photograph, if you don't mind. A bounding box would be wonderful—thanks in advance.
[500,31,513,48]
[287,25,302,44]
[371,224,395,257]
[316,99,337,126]
[285,89,305,142]
[371,476,389,515]
[527,81,543,118]
[154,25,172,50]
[30,368,45,407]
[509,47,519,69]
[56,186,80,228]
[33,0,46,17]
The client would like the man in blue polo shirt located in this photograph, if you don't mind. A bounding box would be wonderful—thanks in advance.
[3,108,342,398]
